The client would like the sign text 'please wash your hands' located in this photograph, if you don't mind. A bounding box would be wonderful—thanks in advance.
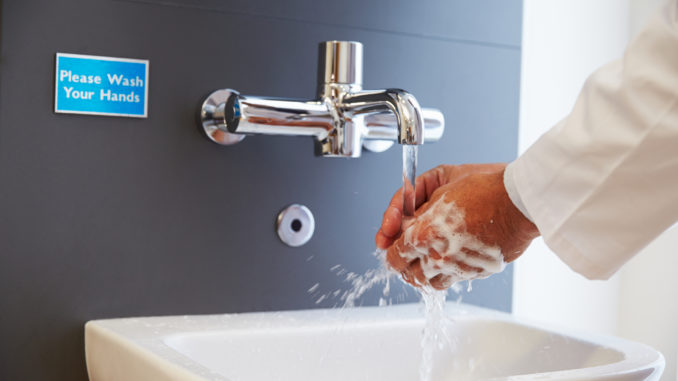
[54,53,149,118]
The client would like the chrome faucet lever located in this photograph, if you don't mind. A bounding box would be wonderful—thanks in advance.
[200,41,444,158]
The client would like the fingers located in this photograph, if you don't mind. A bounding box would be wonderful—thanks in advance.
[376,188,404,249]
[420,167,444,203]
[378,163,518,291]
[400,264,451,290]
[399,259,426,289]
[377,165,448,249]
[386,232,448,289]
[375,231,394,250]
[386,241,486,290]
[460,247,496,263]
[387,187,404,215]
[412,167,444,209]
[429,274,452,290]
[385,237,410,272]
[381,200,403,238]
[444,253,484,274]
[408,258,427,285]
[414,176,428,209]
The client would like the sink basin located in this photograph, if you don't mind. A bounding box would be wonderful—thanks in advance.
[85,303,663,381]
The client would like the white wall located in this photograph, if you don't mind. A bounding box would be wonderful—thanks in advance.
[514,1,678,380]
[616,3,678,380]
[617,226,678,381]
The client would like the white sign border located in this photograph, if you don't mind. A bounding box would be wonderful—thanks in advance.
[54,52,150,119]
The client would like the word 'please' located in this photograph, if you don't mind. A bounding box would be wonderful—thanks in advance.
[59,70,144,87]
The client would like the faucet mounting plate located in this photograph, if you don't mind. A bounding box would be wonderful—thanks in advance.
[200,89,246,146]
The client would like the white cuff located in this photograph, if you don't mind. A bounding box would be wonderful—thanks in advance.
[503,162,533,222]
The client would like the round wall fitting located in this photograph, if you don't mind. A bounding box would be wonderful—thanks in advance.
[277,204,315,247]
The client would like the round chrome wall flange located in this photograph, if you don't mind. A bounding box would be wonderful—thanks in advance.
[277,204,315,247]
[200,89,246,145]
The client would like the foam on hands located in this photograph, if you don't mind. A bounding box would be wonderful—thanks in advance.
[399,192,506,288]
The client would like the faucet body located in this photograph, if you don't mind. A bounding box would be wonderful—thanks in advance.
[200,41,444,157]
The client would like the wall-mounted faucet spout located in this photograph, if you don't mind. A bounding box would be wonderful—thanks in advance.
[341,89,424,145]
[200,41,444,157]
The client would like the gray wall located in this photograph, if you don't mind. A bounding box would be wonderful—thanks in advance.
[0,0,522,379]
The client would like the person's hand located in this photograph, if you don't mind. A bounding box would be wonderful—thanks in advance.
[376,163,540,290]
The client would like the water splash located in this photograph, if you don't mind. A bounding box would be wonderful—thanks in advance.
[307,250,401,308]
[308,254,470,381]
[340,264,394,308]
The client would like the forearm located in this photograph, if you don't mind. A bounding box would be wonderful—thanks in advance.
[505,0,678,279]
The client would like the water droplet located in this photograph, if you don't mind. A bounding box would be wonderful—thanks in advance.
[307,283,319,293]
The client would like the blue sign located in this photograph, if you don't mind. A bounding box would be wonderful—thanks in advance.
[54,53,149,118]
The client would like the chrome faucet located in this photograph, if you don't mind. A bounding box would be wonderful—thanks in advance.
[200,41,444,157]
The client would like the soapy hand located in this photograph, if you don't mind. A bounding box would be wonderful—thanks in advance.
[376,164,539,290]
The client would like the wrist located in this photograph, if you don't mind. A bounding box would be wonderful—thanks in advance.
[496,167,540,262]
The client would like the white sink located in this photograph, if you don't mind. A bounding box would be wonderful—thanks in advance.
[85,303,664,381]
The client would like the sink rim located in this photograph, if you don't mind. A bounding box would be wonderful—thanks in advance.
[85,303,664,381]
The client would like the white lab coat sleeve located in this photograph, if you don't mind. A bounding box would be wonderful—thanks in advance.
[504,0,678,280]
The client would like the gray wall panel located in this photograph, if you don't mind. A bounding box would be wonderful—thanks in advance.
[0,0,522,379]
[120,0,522,47]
